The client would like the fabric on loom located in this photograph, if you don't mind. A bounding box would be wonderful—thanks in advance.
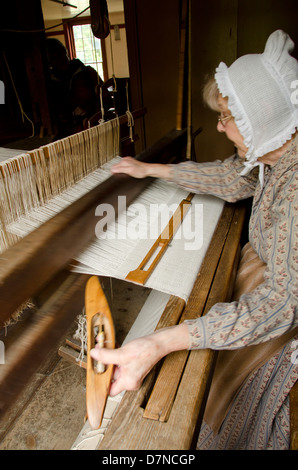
[0,148,27,163]
[5,156,224,301]
[71,179,224,302]
[0,119,120,254]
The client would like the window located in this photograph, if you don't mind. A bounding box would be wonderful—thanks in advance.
[63,17,108,81]
[73,24,104,79]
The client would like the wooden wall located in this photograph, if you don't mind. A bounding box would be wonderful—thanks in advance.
[124,0,298,162]
[193,0,298,162]
[123,0,180,154]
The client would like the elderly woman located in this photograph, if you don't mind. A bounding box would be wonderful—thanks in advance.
[91,30,298,450]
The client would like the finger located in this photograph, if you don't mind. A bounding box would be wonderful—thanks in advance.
[111,157,133,172]
[109,376,127,397]
[109,374,142,397]
[110,165,122,173]
[112,365,121,381]
[111,166,130,175]
[90,346,122,365]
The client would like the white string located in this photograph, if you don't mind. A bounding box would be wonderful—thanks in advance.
[73,309,87,366]
[98,87,105,124]
[126,110,134,143]
[125,80,134,142]
[0,119,120,250]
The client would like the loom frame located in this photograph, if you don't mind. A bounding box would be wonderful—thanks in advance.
[0,128,187,421]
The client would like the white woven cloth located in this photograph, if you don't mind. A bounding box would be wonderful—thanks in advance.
[6,155,224,301]
[215,30,298,182]
[0,147,26,163]
[71,178,224,302]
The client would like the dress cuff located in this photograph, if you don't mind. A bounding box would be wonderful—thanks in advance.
[168,163,178,182]
[184,317,209,350]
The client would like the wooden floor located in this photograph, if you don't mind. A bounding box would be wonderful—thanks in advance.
[0,278,150,450]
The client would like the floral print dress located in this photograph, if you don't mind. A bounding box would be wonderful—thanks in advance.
[169,134,298,449]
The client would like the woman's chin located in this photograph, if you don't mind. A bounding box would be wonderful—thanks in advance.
[236,148,248,159]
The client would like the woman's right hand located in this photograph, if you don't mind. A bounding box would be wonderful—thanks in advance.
[111,157,172,181]
[111,157,150,179]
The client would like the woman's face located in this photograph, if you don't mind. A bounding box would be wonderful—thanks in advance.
[217,96,248,158]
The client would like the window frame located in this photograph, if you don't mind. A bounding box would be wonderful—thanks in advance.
[63,16,108,81]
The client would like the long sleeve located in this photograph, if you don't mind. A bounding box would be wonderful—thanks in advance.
[185,153,298,350]
[169,155,258,203]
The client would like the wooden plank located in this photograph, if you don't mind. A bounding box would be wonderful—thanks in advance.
[140,296,186,421]
[58,345,87,369]
[155,296,186,331]
[143,350,188,422]
[165,202,246,448]
[99,202,246,449]
[65,337,83,352]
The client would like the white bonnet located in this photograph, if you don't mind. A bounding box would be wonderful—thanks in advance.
[215,30,298,179]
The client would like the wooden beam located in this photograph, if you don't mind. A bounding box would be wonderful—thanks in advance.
[176,0,189,131]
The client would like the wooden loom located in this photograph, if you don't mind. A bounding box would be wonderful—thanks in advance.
[0,99,247,448]
[1,110,253,448]
[0,0,249,448]
[0,116,186,411]
[0,2,296,451]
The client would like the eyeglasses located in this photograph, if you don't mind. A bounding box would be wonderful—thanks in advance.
[218,114,233,126]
